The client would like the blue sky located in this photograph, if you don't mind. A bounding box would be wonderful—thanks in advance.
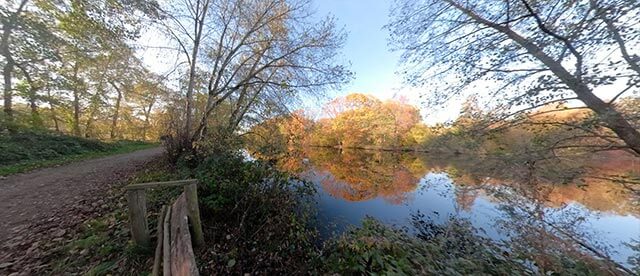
[311,0,459,123]
[313,0,404,101]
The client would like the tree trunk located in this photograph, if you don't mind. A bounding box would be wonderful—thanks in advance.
[28,89,42,128]
[185,48,197,137]
[142,99,155,141]
[184,36,201,148]
[85,96,100,139]
[2,59,13,126]
[574,85,640,155]
[142,117,149,141]
[47,88,60,132]
[110,81,123,140]
[1,0,28,130]
[449,1,640,155]
[1,19,14,128]
[72,62,82,136]
[183,0,209,150]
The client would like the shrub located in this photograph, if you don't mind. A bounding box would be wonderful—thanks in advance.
[319,216,529,275]
[192,150,319,274]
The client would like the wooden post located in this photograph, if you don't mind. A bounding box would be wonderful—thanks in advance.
[162,205,171,276]
[152,205,167,276]
[170,194,200,276]
[126,189,150,247]
[184,183,204,247]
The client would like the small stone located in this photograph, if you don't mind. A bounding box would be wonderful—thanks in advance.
[53,229,66,237]
[26,243,39,254]
[227,259,236,267]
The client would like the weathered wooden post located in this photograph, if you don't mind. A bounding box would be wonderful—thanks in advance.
[184,182,204,247]
[126,189,150,247]
[151,205,167,276]
[162,205,171,276]
[125,178,203,273]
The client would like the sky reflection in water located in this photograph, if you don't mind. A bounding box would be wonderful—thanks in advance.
[275,148,640,268]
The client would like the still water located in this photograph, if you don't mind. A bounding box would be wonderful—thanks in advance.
[273,147,640,269]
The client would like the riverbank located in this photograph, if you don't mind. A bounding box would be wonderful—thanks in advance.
[310,144,430,153]
[176,150,537,274]
[257,145,639,274]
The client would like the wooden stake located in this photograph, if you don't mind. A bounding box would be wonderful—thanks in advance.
[184,183,204,247]
[170,194,199,275]
[152,205,167,276]
[126,189,149,247]
[163,204,172,276]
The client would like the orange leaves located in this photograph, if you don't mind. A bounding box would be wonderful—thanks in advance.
[248,93,425,152]
[318,93,423,148]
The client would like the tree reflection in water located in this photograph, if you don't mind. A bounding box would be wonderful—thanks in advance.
[264,147,640,272]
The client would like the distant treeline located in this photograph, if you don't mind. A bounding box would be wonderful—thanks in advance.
[246,93,640,158]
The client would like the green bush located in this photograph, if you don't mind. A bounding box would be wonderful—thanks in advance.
[320,216,529,275]
[192,150,319,274]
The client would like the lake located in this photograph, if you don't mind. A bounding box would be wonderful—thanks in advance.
[271,147,640,270]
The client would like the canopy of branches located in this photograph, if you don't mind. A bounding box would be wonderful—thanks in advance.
[1,0,350,147]
[388,0,640,154]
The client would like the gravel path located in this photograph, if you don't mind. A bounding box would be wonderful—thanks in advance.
[0,147,164,269]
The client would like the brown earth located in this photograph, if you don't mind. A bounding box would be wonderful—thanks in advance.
[0,147,164,275]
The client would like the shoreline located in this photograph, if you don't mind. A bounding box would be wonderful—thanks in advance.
[309,144,430,153]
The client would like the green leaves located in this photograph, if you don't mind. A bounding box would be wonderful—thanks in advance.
[319,216,535,275]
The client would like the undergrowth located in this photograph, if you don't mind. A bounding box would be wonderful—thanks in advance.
[0,130,157,176]
[191,151,319,274]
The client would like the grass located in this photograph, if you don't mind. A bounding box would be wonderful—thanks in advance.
[0,130,158,176]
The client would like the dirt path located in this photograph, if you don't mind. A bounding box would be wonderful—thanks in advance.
[0,147,164,272]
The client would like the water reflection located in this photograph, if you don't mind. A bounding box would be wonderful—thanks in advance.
[283,148,639,214]
[267,147,640,269]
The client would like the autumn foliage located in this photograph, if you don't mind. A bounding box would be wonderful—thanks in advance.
[247,93,429,151]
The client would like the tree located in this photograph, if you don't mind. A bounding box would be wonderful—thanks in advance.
[312,93,423,148]
[160,0,351,153]
[389,0,640,154]
[1,0,59,129]
[381,100,421,147]
[131,73,170,140]
[245,109,315,155]
[1,0,27,126]
[53,0,159,137]
[0,0,170,142]
[159,0,210,147]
